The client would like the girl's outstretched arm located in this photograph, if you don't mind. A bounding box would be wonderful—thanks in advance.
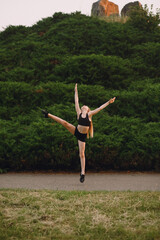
[88,97,116,117]
[75,83,81,118]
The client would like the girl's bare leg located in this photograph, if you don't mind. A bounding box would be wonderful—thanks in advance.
[48,113,75,135]
[78,140,86,175]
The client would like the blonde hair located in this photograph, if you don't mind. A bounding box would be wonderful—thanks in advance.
[87,108,93,139]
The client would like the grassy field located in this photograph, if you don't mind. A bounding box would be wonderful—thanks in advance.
[0,190,160,240]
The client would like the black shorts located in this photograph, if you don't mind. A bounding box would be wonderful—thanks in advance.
[74,127,87,142]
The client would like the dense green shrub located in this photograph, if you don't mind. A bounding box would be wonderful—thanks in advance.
[0,67,35,82]
[0,25,29,43]
[31,12,71,33]
[0,82,33,119]
[131,42,160,78]
[127,5,160,32]
[0,112,159,171]
[109,84,160,122]
[1,80,160,122]
[54,55,134,89]
[0,9,160,171]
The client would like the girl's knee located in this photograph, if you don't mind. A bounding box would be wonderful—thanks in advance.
[79,151,85,159]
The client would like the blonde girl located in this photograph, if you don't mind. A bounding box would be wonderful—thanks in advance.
[42,84,116,183]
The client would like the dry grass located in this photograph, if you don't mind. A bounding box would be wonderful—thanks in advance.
[0,190,160,239]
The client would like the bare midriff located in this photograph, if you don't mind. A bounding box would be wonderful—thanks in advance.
[77,125,89,134]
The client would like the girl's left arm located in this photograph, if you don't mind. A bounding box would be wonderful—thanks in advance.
[88,97,116,117]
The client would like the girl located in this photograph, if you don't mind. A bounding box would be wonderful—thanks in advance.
[42,84,116,183]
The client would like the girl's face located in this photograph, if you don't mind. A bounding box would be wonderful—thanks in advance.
[81,105,89,113]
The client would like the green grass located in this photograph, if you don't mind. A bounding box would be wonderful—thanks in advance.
[0,190,160,240]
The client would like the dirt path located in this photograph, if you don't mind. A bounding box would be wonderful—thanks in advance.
[0,172,160,191]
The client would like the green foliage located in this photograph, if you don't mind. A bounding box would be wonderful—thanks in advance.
[54,55,133,89]
[127,5,160,32]
[0,25,29,43]
[0,8,160,171]
[31,12,71,32]
[131,42,160,78]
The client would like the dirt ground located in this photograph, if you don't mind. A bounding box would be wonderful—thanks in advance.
[0,172,160,191]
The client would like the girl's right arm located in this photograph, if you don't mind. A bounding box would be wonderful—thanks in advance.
[75,83,81,118]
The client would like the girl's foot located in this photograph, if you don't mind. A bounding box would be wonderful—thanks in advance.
[41,109,48,118]
[80,174,85,183]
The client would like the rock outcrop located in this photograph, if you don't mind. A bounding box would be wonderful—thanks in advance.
[121,1,142,16]
[91,0,119,17]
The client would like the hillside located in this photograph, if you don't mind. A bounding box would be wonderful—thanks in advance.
[0,8,160,172]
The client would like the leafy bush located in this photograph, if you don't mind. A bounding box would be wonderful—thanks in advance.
[0,112,159,171]
[127,5,160,32]
[131,42,160,78]
[0,10,160,171]
[54,55,134,89]
[0,25,29,42]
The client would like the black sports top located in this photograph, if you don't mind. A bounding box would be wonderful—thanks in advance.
[78,113,91,127]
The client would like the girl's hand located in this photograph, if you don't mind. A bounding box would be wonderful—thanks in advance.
[109,97,116,104]
[75,83,77,91]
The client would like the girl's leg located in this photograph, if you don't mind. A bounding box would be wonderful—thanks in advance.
[78,140,86,175]
[48,113,75,135]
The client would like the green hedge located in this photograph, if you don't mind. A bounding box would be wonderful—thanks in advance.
[1,81,160,123]
[131,42,160,78]
[0,10,160,172]
[0,112,159,171]
[53,55,134,89]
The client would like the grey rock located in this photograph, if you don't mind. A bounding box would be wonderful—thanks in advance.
[121,1,142,17]
[91,0,105,17]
